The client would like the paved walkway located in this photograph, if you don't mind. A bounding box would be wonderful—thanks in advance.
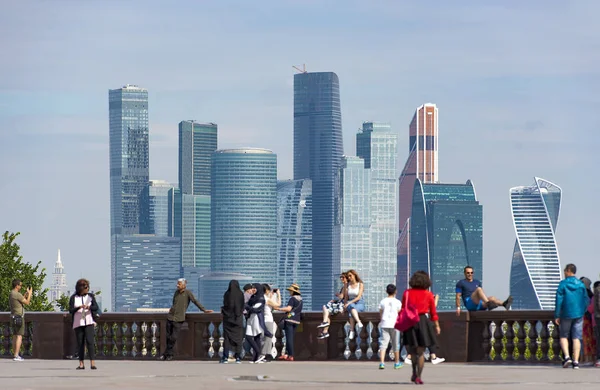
[1,359,599,390]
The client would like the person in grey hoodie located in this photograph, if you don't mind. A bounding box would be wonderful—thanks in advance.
[554,263,590,369]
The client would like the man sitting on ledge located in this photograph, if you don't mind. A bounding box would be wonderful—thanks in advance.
[456,266,512,315]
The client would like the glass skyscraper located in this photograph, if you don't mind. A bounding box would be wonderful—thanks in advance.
[340,156,371,297]
[356,122,398,308]
[211,149,278,286]
[509,177,562,310]
[175,121,217,269]
[293,71,343,309]
[113,235,181,312]
[109,84,149,310]
[277,179,313,310]
[139,180,174,236]
[410,179,483,311]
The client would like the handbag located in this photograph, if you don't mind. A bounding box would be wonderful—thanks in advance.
[395,290,420,332]
[11,314,23,328]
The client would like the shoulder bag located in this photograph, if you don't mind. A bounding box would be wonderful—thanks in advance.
[395,290,420,332]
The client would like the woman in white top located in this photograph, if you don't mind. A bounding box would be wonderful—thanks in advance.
[345,270,365,340]
[245,283,273,363]
[259,284,281,361]
[68,278,99,370]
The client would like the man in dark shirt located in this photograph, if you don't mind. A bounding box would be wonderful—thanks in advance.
[455,266,512,315]
[159,278,213,361]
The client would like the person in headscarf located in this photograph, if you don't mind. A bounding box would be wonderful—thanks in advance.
[245,283,272,363]
[580,277,597,364]
[221,280,245,364]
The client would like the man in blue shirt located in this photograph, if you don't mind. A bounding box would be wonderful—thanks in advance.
[455,266,513,315]
[554,263,589,369]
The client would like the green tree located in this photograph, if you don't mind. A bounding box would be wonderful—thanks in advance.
[0,231,53,312]
[56,294,70,311]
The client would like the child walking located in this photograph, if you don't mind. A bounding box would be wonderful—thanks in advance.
[379,284,403,370]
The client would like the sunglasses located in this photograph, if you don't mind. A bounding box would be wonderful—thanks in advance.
[465,272,473,275]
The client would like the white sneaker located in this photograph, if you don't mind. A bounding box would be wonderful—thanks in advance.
[357,322,364,334]
[431,357,445,365]
[404,357,412,365]
[13,356,24,362]
[256,356,267,364]
[348,330,356,340]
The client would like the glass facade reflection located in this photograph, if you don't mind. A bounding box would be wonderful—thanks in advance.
[179,121,218,196]
[139,180,173,236]
[294,72,343,309]
[211,149,278,288]
[114,235,181,311]
[277,179,312,310]
[109,85,149,310]
[410,179,483,311]
[510,178,562,310]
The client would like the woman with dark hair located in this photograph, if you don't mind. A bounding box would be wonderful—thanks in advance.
[221,280,244,364]
[317,273,347,339]
[68,278,99,370]
[401,271,440,385]
[245,283,272,363]
[275,283,303,361]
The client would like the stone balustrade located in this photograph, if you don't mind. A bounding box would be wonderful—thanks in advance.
[0,311,558,363]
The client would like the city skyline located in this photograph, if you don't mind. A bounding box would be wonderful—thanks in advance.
[2,1,598,309]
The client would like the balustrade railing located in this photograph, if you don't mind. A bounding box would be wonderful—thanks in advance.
[0,311,561,363]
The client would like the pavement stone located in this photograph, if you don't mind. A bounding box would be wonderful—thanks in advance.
[1,359,599,390]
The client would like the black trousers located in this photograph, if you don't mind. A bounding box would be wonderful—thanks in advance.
[75,325,95,361]
[245,334,262,362]
[165,320,183,357]
[284,322,297,357]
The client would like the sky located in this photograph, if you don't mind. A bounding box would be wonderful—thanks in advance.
[1,0,599,309]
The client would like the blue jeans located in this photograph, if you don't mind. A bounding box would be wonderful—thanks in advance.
[347,300,365,317]
[284,322,297,357]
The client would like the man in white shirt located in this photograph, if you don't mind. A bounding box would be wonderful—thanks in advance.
[378,284,403,370]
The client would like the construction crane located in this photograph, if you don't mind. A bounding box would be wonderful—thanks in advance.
[293,64,307,74]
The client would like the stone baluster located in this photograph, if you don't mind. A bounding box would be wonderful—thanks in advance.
[274,320,284,358]
[539,320,550,362]
[123,322,133,357]
[369,322,380,361]
[482,320,491,361]
[492,321,505,361]
[210,321,222,360]
[133,322,143,358]
[105,321,115,357]
[115,322,124,357]
[504,320,515,361]
[550,321,561,362]
[515,320,527,361]
[96,322,105,358]
[358,322,370,360]
[527,320,539,362]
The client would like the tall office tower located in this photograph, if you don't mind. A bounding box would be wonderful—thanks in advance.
[356,122,398,309]
[211,149,278,286]
[49,249,69,310]
[294,71,343,309]
[340,156,371,298]
[510,178,562,310]
[179,121,218,196]
[139,180,174,236]
[277,179,313,310]
[113,235,181,311]
[109,84,149,310]
[410,179,483,311]
[175,121,217,269]
[397,103,438,290]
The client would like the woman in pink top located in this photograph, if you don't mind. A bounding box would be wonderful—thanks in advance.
[68,278,99,370]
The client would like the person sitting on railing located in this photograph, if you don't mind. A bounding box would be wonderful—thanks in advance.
[455,265,512,315]
[345,270,365,340]
[317,273,348,340]
[159,278,213,361]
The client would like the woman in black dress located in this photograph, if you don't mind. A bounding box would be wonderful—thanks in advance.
[221,280,245,364]
[401,271,440,384]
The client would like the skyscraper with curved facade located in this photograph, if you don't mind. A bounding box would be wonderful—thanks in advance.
[410,178,483,311]
[294,71,343,309]
[509,177,562,310]
[211,149,278,285]
[397,103,438,290]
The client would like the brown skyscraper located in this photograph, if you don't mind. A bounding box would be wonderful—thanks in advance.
[397,103,438,289]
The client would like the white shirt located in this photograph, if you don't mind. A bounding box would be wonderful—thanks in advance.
[264,297,275,323]
[379,297,402,328]
[72,294,95,329]
[246,302,264,336]
[347,282,362,300]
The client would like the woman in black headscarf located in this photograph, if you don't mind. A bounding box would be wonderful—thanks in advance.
[245,283,273,363]
[221,280,245,364]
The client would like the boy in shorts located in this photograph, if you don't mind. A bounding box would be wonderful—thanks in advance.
[378,284,402,369]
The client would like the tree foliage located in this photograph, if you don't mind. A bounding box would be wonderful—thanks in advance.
[0,231,53,312]
[56,294,70,311]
